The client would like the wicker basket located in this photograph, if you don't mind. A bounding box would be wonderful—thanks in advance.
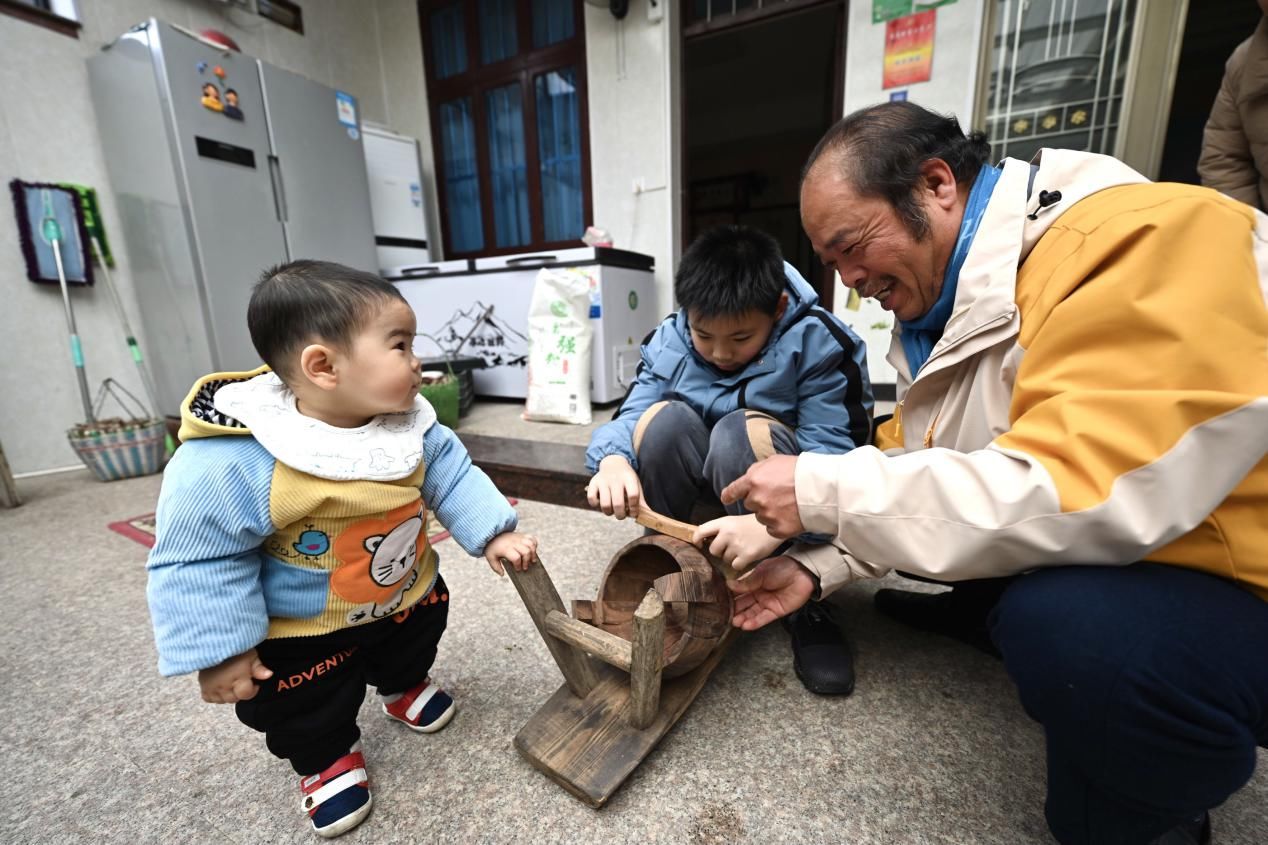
[66,379,166,482]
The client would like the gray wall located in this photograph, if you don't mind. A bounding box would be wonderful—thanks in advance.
[0,0,434,474]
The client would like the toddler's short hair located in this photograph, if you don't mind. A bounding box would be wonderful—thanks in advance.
[674,225,785,320]
[248,259,406,380]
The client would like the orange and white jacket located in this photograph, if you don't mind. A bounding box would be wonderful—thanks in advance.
[789,149,1268,601]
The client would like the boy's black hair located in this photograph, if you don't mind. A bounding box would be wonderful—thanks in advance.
[248,259,406,380]
[674,225,785,320]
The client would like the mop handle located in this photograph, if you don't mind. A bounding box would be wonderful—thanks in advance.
[46,228,95,423]
[89,236,161,417]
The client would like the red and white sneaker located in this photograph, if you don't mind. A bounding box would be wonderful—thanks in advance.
[299,743,372,838]
[381,677,456,733]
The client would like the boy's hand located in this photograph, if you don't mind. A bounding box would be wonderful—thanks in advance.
[693,513,785,572]
[586,455,642,519]
[198,649,272,704]
[484,531,539,575]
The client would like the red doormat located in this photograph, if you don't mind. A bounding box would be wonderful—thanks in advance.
[109,499,519,549]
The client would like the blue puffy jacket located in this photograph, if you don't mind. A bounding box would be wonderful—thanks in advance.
[585,263,873,472]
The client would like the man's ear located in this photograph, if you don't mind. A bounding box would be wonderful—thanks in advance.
[299,343,339,391]
[920,158,959,211]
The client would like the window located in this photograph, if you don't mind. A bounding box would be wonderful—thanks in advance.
[983,0,1139,162]
[420,0,591,258]
[0,0,81,37]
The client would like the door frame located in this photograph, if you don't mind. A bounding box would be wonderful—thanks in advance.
[678,0,848,310]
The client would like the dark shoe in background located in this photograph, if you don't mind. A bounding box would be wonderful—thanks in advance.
[782,601,855,695]
[873,580,1010,658]
[1150,813,1211,845]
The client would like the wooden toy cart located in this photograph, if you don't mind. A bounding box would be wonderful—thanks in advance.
[503,511,740,807]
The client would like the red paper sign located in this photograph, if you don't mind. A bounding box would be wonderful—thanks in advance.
[883,10,936,89]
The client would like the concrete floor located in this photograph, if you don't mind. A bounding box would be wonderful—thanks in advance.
[3,460,1266,843]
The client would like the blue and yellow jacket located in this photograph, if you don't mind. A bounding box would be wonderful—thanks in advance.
[146,369,516,676]
[585,263,873,472]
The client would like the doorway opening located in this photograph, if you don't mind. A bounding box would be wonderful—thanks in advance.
[1157,1,1262,185]
[682,2,844,306]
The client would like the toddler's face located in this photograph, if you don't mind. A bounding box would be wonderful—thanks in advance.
[687,308,780,373]
[337,299,422,419]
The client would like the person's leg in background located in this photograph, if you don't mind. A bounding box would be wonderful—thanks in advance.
[631,400,713,521]
[991,563,1268,845]
[706,408,856,695]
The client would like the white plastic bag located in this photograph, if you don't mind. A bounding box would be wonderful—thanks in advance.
[523,267,593,424]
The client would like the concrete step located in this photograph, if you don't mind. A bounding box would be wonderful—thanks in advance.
[464,434,589,510]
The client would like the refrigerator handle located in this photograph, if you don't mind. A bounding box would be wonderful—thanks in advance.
[268,155,288,223]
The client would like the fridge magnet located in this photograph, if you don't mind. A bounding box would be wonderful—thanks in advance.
[223,88,244,120]
[335,91,358,127]
[347,126,360,141]
[882,10,936,90]
[201,82,224,112]
[890,90,909,101]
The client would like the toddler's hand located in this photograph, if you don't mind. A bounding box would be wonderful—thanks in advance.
[693,514,785,572]
[484,531,539,575]
[585,455,642,519]
[197,648,272,704]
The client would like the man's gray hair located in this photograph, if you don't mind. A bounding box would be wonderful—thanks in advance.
[802,101,992,239]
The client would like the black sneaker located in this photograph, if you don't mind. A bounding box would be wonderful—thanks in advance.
[782,602,855,695]
[873,584,1006,658]
[1150,813,1211,845]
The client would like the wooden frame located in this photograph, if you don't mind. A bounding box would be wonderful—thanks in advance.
[0,0,80,38]
[417,0,594,259]
[257,0,304,35]
[503,517,738,807]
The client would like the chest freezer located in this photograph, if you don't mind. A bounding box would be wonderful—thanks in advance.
[389,247,658,404]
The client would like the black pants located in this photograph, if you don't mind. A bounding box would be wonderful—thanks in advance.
[991,564,1268,844]
[236,575,449,775]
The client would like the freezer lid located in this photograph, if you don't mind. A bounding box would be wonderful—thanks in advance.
[471,246,653,273]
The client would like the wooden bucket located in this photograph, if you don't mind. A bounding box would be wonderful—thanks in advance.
[574,534,733,679]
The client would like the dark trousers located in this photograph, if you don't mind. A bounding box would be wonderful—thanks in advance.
[236,575,450,775]
[632,400,799,521]
[989,564,1268,844]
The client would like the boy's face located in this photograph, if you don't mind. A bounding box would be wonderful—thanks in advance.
[334,299,422,419]
[687,300,785,373]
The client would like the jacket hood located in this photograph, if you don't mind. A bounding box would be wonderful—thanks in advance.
[176,366,268,443]
[672,261,819,354]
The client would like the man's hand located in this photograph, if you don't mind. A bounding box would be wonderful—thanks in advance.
[719,454,804,538]
[585,454,643,520]
[692,513,783,572]
[484,531,539,575]
[198,649,273,704]
[728,555,816,631]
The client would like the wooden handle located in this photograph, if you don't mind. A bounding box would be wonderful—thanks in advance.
[635,505,744,583]
[634,505,698,544]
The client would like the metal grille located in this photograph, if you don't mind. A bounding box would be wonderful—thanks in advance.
[985,0,1138,163]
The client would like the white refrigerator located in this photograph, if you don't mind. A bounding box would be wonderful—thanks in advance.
[389,247,658,404]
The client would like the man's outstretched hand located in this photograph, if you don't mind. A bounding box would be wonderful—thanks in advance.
[728,555,816,631]
[719,454,804,538]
